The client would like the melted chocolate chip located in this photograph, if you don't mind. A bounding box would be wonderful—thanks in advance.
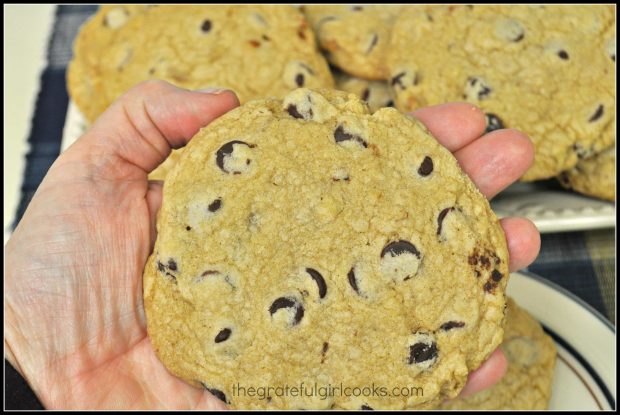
[167,259,178,271]
[208,198,222,212]
[491,269,503,282]
[186,225,191,231]
[269,297,304,325]
[306,268,327,299]
[391,72,406,89]
[483,281,495,293]
[418,156,434,176]
[440,321,465,331]
[386,100,394,107]
[334,125,368,148]
[287,104,304,119]
[201,19,212,33]
[347,267,360,294]
[165,272,177,283]
[157,261,166,273]
[437,207,454,236]
[588,105,604,122]
[215,140,254,174]
[215,328,232,343]
[321,341,329,363]
[361,88,370,101]
[361,404,374,410]
[381,240,421,259]
[557,50,569,60]
[409,342,438,364]
[366,34,379,54]
[295,73,305,87]
[484,113,504,133]
[467,77,492,100]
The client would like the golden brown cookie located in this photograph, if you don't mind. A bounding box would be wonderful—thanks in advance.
[558,146,616,201]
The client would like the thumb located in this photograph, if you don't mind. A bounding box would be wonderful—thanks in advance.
[69,80,240,179]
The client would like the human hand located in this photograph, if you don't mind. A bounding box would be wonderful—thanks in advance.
[5,80,539,409]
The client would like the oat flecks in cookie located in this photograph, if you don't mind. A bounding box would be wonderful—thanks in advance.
[387,5,615,181]
[143,88,509,409]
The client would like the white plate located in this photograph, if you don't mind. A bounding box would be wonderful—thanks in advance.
[492,182,616,233]
[61,102,616,234]
[507,271,616,410]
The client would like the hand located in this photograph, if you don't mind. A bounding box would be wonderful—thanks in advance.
[5,80,539,409]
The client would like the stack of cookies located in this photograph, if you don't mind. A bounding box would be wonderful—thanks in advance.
[68,4,620,409]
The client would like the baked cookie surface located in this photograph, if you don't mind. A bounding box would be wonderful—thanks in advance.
[559,146,616,201]
[143,88,509,409]
[334,71,394,113]
[68,5,333,122]
[387,5,615,181]
[304,5,401,80]
[439,297,557,410]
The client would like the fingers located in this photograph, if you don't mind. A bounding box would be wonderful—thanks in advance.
[459,348,508,398]
[146,180,164,251]
[81,80,240,176]
[454,129,534,199]
[412,102,487,152]
[501,217,541,272]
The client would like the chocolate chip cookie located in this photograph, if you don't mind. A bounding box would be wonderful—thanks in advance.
[143,88,509,409]
[303,5,402,80]
[387,5,615,181]
[439,297,557,410]
[68,5,334,123]
[558,146,616,201]
[334,71,394,113]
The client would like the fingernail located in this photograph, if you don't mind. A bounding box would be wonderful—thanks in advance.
[195,87,232,95]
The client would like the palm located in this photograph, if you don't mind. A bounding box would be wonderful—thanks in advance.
[5,81,539,409]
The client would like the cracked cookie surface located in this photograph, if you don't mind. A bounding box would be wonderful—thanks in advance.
[387,5,615,181]
[68,5,333,123]
[439,297,557,410]
[143,88,509,409]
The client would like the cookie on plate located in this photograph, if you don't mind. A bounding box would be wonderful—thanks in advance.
[334,71,394,113]
[558,146,616,201]
[303,5,402,80]
[439,297,557,410]
[68,5,334,123]
[387,5,615,181]
[143,88,510,409]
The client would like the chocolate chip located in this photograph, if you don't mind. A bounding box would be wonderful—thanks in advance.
[491,269,503,282]
[418,156,433,176]
[386,100,394,107]
[483,281,495,293]
[157,260,166,273]
[347,267,360,294]
[334,125,368,148]
[466,76,492,100]
[351,6,363,11]
[440,321,465,331]
[437,207,454,236]
[216,140,255,174]
[381,240,420,259]
[361,88,370,101]
[391,72,406,89]
[484,113,504,133]
[366,34,379,54]
[306,268,327,299]
[269,297,304,325]
[512,32,524,42]
[165,272,177,283]
[409,341,438,364]
[361,404,374,410]
[215,328,232,343]
[167,259,177,271]
[200,383,229,404]
[588,105,604,122]
[208,198,222,212]
[186,225,191,231]
[287,104,304,119]
[201,19,212,33]
[295,73,305,87]
[557,50,569,60]
[321,341,329,363]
